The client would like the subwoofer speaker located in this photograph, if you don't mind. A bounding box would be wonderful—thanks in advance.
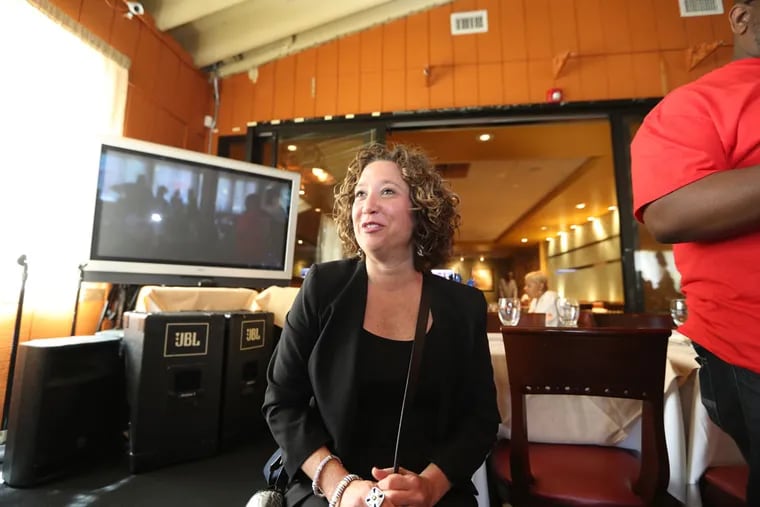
[219,311,274,449]
[122,311,225,473]
[2,335,126,487]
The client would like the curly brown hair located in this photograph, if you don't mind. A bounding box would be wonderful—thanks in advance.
[333,143,461,271]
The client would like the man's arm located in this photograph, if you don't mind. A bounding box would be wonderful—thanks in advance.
[642,164,760,243]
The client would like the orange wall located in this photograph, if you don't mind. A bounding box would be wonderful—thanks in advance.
[52,0,212,151]
[215,0,734,135]
[26,0,212,339]
[0,0,213,422]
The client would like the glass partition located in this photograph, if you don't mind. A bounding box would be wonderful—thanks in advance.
[250,126,381,280]
[624,116,682,314]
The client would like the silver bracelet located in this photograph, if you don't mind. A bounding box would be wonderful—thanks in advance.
[312,454,341,497]
[328,474,361,507]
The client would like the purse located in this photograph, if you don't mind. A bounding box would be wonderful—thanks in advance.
[248,278,431,505]
[246,446,288,506]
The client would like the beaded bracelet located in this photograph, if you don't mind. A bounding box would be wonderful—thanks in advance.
[328,474,361,507]
[312,454,341,497]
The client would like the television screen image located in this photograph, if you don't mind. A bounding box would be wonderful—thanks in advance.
[83,138,300,288]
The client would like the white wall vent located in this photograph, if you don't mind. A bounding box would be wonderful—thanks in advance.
[678,0,724,17]
[450,10,488,35]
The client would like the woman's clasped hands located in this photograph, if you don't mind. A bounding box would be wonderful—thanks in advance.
[338,472,422,507]
[340,466,438,507]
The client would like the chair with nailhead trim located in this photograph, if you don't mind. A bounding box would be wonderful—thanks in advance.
[489,327,677,506]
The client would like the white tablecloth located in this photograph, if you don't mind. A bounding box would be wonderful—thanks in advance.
[673,334,746,507]
[134,285,259,312]
[488,332,699,503]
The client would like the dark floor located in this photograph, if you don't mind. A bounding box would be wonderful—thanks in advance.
[0,435,277,507]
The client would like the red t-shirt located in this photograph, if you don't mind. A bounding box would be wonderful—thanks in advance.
[631,57,760,372]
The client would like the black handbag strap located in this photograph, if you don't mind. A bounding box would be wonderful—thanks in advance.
[392,276,431,473]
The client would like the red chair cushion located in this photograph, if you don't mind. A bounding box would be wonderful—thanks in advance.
[701,464,748,507]
[491,439,646,507]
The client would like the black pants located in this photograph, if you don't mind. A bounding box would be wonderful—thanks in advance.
[694,343,760,506]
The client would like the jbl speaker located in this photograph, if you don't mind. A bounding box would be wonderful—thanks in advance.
[219,311,274,449]
[2,335,126,487]
[122,311,225,473]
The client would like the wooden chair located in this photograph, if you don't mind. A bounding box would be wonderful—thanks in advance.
[488,312,546,332]
[700,464,749,507]
[486,311,502,333]
[517,312,546,327]
[490,327,673,506]
[591,312,673,329]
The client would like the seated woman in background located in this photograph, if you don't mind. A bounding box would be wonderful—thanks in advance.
[524,270,558,326]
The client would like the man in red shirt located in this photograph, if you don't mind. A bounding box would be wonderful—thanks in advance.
[631,1,760,503]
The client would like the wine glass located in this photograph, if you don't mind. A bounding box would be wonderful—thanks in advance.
[556,297,580,327]
[498,297,521,326]
[670,298,688,327]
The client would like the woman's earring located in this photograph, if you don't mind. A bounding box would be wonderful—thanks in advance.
[416,245,424,257]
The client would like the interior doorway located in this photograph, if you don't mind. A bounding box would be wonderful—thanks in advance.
[387,118,622,307]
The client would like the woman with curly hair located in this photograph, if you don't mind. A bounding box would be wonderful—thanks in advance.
[263,143,499,506]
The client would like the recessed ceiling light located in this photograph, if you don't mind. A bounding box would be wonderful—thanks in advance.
[479,256,485,262]
[315,208,322,213]
[312,167,329,182]
[587,216,595,222]
[520,238,528,243]
[459,257,464,262]
[540,226,548,231]
[478,133,492,142]
[287,144,297,152]
[608,205,617,211]
[297,239,303,245]
[575,203,586,209]
[298,189,305,195]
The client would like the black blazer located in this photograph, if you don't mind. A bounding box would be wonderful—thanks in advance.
[263,258,499,487]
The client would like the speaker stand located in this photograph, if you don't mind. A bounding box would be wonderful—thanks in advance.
[0,256,29,465]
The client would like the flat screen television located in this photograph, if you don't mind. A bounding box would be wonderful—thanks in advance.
[83,137,300,288]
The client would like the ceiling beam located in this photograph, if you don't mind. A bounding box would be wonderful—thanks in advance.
[188,0,397,68]
[216,0,453,77]
[495,157,598,245]
[148,0,249,31]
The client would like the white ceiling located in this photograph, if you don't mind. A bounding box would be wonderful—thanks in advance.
[140,0,454,77]
[451,158,589,243]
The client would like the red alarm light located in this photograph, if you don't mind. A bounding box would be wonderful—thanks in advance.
[546,88,563,103]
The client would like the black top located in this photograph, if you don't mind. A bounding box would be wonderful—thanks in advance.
[263,258,500,490]
[349,327,442,478]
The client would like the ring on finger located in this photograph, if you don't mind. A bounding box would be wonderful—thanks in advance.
[364,486,385,507]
